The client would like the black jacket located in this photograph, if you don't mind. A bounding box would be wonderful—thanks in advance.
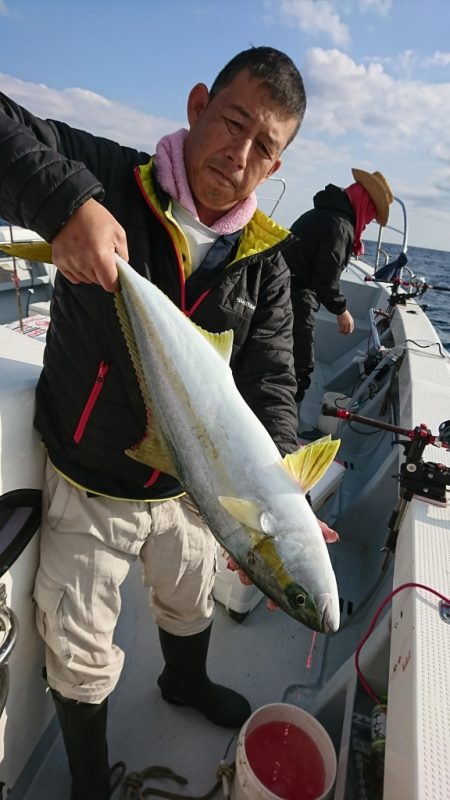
[0,93,298,499]
[283,184,355,316]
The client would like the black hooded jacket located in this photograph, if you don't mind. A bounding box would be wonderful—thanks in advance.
[283,184,356,316]
[0,92,299,500]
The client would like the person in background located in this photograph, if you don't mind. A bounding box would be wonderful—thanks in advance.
[0,48,309,799]
[283,168,394,413]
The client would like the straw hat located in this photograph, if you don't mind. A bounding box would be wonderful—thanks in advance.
[351,168,394,226]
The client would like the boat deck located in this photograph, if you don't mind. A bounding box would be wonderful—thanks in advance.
[20,560,327,799]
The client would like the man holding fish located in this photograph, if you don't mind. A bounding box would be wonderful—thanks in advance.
[0,46,339,799]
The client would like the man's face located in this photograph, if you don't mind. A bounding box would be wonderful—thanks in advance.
[184,70,298,226]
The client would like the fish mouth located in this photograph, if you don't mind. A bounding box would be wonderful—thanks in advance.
[283,584,340,633]
[319,595,340,634]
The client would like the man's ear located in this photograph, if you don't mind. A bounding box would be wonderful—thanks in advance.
[187,83,210,126]
[263,158,282,183]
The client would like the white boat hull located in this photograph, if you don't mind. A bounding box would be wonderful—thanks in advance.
[0,328,54,791]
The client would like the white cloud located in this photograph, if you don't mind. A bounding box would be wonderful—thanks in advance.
[270,46,450,247]
[433,142,450,164]
[358,0,392,14]
[0,74,181,152]
[425,51,450,67]
[302,48,450,148]
[277,0,350,46]
[361,50,422,82]
[434,170,450,195]
[274,0,393,47]
[0,0,8,14]
[2,63,449,250]
[366,50,450,75]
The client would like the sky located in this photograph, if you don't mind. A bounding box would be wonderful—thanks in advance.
[1,0,450,252]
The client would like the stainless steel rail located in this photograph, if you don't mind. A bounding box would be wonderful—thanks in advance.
[0,584,18,717]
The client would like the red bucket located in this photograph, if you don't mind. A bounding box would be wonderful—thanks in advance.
[231,703,336,800]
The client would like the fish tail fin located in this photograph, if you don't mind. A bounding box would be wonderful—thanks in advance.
[0,241,53,263]
[282,436,341,493]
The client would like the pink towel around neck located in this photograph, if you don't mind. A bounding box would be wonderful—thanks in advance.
[344,182,377,256]
[154,128,257,235]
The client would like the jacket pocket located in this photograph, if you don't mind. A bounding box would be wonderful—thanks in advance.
[73,361,109,444]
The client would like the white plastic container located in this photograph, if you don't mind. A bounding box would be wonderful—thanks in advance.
[231,703,337,800]
[212,547,264,618]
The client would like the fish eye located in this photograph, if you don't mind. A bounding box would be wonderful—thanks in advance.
[285,583,314,615]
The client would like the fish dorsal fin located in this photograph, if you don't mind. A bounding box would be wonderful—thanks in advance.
[191,322,234,364]
[0,241,53,263]
[282,436,341,493]
[218,496,275,534]
[115,292,152,410]
[114,292,178,478]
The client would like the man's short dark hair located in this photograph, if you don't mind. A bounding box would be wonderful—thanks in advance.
[210,46,306,146]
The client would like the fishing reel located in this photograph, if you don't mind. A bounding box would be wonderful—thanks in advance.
[396,421,450,504]
[366,271,450,306]
[399,457,450,504]
[321,405,450,553]
[387,275,428,305]
[438,419,450,447]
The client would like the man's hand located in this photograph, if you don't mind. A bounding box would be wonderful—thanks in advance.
[51,198,129,292]
[336,309,354,335]
[226,519,339,611]
[226,557,279,610]
[317,518,340,543]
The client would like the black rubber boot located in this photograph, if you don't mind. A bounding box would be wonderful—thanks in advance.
[51,690,111,800]
[157,624,251,728]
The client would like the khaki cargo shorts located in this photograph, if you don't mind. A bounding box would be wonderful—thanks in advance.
[34,460,217,703]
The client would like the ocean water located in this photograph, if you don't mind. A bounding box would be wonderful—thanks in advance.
[363,240,450,351]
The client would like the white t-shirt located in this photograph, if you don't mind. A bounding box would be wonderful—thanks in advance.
[172,200,219,272]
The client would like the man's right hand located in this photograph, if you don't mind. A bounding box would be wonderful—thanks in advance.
[336,309,354,335]
[51,198,129,292]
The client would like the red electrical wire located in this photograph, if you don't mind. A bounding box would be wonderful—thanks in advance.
[355,581,450,705]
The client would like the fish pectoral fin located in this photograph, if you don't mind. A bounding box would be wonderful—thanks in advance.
[190,323,234,364]
[282,436,341,493]
[218,496,276,534]
[0,241,53,263]
[125,421,179,479]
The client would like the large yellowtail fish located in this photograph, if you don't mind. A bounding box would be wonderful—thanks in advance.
[114,256,341,633]
[2,238,341,634]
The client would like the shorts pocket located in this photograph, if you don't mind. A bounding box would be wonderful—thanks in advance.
[34,569,72,663]
[44,467,77,534]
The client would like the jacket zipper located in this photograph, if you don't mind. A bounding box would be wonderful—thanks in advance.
[134,170,213,318]
[73,361,110,444]
[134,166,187,312]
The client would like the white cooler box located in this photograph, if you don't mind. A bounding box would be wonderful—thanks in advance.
[212,460,346,621]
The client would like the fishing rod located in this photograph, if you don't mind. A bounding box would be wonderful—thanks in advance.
[321,404,450,557]
[365,274,450,304]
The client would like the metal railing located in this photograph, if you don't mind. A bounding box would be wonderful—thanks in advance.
[0,584,18,717]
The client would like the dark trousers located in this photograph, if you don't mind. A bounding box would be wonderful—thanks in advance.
[292,290,317,403]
